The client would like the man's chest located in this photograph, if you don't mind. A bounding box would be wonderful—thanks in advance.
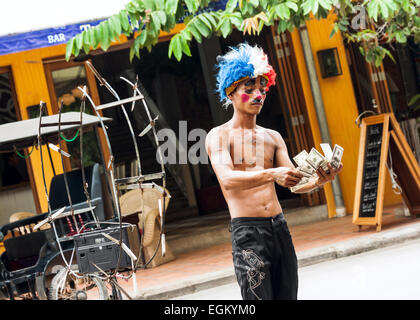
[227,130,277,170]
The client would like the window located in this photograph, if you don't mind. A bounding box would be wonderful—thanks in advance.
[44,60,102,170]
[0,68,29,188]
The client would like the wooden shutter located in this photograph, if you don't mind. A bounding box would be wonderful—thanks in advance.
[365,60,393,114]
[268,26,325,206]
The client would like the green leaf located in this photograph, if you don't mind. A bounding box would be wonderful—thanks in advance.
[129,13,140,30]
[378,0,389,19]
[329,24,339,38]
[143,0,156,10]
[165,0,179,14]
[408,94,420,106]
[220,18,232,38]
[277,20,288,33]
[225,0,238,12]
[154,0,165,10]
[109,15,122,40]
[181,36,192,56]
[194,18,211,38]
[138,30,148,45]
[130,44,136,62]
[184,0,198,13]
[187,23,202,42]
[172,35,182,61]
[402,0,411,12]
[181,29,192,41]
[168,37,174,58]
[157,10,167,26]
[395,31,407,43]
[74,33,83,53]
[318,0,332,10]
[151,12,162,31]
[82,30,92,53]
[383,47,396,63]
[228,12,243,29]
[367,0,379,21]
[198,14,213,31]
[100,21,111,51]
[275,4,290,20]
[65,38,74,61]
[285,1,298,12]
[302,0,318,15]
[120,11,131,32]
[248,0,259,8]
[203,12,217,27]
[131,34,142,60]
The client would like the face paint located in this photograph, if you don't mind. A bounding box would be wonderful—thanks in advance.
[251,96,263,104]
[260,77,267,87]
[241,93,250,103]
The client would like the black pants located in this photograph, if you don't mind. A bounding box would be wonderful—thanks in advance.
[230,213,298,300]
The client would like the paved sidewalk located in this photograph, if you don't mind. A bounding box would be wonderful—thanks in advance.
[115,206,420,300]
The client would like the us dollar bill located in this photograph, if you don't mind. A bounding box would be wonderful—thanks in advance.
[294,150,315,175]
[306,148,327,170]
[330,144,344,170]
[320,143,333,161]
[293,150,309,167]
[290,177,311,192]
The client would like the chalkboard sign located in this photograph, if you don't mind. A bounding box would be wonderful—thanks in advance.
[353,113,420,231]
[353,114,390,231]
[359,123,383,217]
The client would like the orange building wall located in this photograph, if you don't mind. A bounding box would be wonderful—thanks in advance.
[290,16,402,217]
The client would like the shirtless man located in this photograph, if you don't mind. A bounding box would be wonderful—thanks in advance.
[205,43,342,300]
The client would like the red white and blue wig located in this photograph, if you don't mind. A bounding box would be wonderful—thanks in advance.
[216,43,276,107]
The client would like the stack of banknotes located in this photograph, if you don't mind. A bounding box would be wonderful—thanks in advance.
[290,144,343,192]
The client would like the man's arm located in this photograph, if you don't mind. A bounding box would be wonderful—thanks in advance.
[205,128,302,191]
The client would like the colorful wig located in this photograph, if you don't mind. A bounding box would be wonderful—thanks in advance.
[215,43,276,107]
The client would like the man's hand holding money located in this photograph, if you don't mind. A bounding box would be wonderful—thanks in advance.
[290,145,343,193]
[314,162,343,187]
[270,167,304,188]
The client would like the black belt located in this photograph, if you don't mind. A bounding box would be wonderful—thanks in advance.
[229,213,285,231]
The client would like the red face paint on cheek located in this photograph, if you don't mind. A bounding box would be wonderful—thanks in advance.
[241,94,250,103]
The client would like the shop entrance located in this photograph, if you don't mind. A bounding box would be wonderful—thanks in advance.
[346,40,420,163]
[78,26,322,218]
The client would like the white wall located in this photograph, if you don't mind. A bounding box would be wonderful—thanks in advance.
[0,185,37,225]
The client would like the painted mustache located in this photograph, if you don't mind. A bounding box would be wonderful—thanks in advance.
[251,96,263,104]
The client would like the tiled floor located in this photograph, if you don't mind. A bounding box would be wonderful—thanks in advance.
[115,204,420,297]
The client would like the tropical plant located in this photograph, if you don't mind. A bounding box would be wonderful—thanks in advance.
[65,0,420,67]
[408,93,420,110]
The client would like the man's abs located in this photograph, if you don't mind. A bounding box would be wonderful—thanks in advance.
[222,183,283,219]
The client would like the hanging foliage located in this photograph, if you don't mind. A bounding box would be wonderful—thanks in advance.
[66,0,420,66]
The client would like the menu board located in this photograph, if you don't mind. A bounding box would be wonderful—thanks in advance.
[353,114,390,231]
[353,113,420,232]
[359,123,383,218]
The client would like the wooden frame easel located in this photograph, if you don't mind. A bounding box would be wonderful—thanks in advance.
[353,113,420,232]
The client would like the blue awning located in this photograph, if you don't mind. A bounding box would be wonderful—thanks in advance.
[0,20,104,56]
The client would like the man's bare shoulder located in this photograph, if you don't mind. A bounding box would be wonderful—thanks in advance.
[256,125,284,143]
[206,123,231,142]
[205,123,231,152]
[208,123,231,135]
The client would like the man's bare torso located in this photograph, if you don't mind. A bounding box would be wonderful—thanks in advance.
[210,122,284,219]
